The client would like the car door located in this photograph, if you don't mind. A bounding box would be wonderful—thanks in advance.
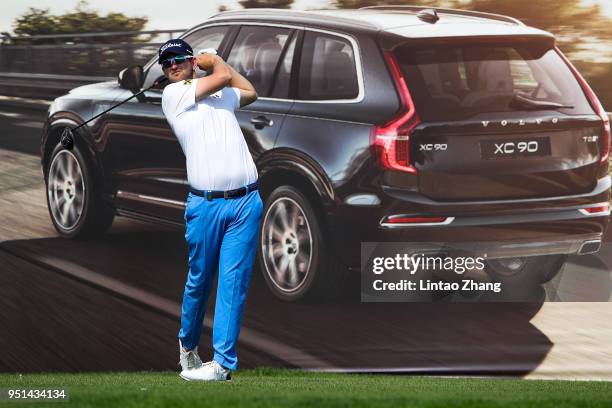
[224,24,297,162]
[99,25,235,223]
[275,29,366,185]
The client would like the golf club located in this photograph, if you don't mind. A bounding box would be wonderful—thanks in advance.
[60,76,168,150]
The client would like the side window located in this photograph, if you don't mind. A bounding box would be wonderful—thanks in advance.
[270,33,297,99]
[226,26,290,97]
[143,25,229,89]
[297,31,358,100]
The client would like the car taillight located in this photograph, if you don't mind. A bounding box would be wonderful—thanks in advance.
[380,214,455,227]
[387,216,448,224]
[371,51,421,174]
[556,47,610,164]
[578,202,610,216]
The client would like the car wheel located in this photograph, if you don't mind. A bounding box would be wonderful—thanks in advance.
[258,185,341,302]
[535,254,568,284]
[45,143,114,239]
[486,254,567,284]
[484,254,567,301]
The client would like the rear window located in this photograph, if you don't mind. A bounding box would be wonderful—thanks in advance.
[394,41,594,121]
[297,31,359,100]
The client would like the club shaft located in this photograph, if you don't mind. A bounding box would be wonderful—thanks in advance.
[73,79,167,131]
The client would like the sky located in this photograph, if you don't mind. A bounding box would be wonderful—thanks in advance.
[0,0,329,34]
[1,0,611,34]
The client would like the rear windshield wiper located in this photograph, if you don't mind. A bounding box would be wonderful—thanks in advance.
[510,93,574,110]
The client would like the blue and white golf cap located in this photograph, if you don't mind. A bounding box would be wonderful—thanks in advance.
[158,39,193,63]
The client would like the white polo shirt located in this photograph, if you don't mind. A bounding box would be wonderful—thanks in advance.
[161,78,258,191]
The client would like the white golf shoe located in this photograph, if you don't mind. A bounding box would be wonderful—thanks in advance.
[179,360,231,382]
[178,340,203,372]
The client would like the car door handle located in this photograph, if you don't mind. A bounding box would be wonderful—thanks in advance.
[250,115,273,129]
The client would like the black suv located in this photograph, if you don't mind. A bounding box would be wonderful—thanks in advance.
[41,6,611,301]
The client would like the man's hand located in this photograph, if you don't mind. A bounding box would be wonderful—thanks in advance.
[194,54,231,101]
[195,53,217,72]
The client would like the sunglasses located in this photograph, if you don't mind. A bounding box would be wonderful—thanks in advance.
[159,55,193,69]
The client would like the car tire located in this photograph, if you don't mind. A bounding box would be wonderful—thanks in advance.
[484,254,567,301]
[258,185,343,302]
[486,254,567,284]
[45,143,114,239]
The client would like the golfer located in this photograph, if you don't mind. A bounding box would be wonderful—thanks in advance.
[158,39,262,381]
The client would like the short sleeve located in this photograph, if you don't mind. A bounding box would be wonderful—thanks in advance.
[161,79,197,121]
[231,87,241,111]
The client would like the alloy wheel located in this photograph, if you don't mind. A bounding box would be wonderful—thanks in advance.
[261,197,313,293]
[47,150,85,231]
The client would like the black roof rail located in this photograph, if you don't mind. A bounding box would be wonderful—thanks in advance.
[359,5,524,26]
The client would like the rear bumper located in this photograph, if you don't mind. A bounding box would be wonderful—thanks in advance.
[328,176,611,267]
[409,236,604,259]
[379,203,610,229]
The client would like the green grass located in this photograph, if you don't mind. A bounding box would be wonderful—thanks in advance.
[1,368,612,408]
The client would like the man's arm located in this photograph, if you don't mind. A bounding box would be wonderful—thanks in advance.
[194,54,232,102]
[227,65,258,107]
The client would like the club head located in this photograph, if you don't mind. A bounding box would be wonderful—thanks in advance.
[60,127,74,150]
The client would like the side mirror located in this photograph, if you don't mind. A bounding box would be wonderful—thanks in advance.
[118,66,143,92]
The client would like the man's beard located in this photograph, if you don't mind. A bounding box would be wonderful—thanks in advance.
[168,67,193,83]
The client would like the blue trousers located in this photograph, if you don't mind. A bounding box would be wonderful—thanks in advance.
[178,188,263,370]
